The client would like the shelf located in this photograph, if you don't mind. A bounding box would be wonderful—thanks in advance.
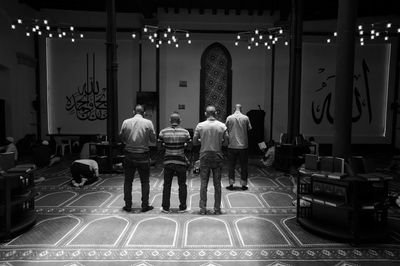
[300,195,348,208]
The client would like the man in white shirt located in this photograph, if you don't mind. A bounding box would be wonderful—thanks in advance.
[193,106,228,215]
[119,105,156,213]
[225,104,252,190]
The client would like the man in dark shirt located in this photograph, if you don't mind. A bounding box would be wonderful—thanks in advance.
[119,105,156,212]
[159,112,191,213]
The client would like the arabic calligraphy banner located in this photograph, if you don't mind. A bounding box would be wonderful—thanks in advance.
[300,43,391,141]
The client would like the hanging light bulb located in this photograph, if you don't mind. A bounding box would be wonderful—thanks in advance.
[361,42,364,46]
[255,29,259,34]
[156,44,159,48]
[359,30,363,35]
[32,27,36,32]
[267,46,271,50]
[185,32,189,38]
[334,32,337,36]
[159,40,162,44]
[153,33,157,38]
[58,33,62,38]
[279,29,283,34]
[274,37,278,41]
[264,42,268,46]
[80,33,84,38]
[144,27,148,32]
[49,33,53,38]
[375,32,380,37]
[71,38,75,42]
[164,33,167,38]
[44,19,48,25]
[38,31,42,35]
[387,23,392,28]
[62,32,66,36]
[175,43,179,48]
[151,38,154,43]
[269,35,273,40]
[17,19,22,24]
[251,37,254,42]
[284,41,288,46]
[70,26,74,31]
[272,40,276,44]
[358,25,362,30]
[255,42,259,46]
[167,27,171,33]
[384,36,389,41]
[371,29,375,35]
[371,35,375,40]
[237,35,241,40]
[327,38,331,43]
[35,25,40,30]
[26,32,30,36]
[11,24,15,29]
[398,28,400,33]
[168,40,171,44]
[148,35,152,40]
[259,35,263,40]
[247,45,251,50]
[360,37,364,42]
[46,26,50,30]
[235,41,238,46]
[188,39,191,44]
[132,33,136,38]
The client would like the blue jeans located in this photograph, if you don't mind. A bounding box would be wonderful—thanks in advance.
[162,164,187,210]
[199,152,223,212]
[228,148,248,186]
[123,152,150,208]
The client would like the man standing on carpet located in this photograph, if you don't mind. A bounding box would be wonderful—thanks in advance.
[193,105,228,215]
[119,105,156,212]
[158,112,191,213]
[225,104,252,191]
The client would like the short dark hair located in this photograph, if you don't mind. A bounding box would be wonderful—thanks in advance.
[134,105,145,115]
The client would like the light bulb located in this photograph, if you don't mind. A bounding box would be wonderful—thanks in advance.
[46,26,50,30]
[175,43,179,48]
[387,23,392,28]
[144,27,147,32]
[71,38,75,42]
[371,35,375,40]
[360,37,364,42]
[62,32,66,36]
[259,35,263,40]
[384,36,389,41]
[35,25,39,30]
[327,38,331,43]
[159,40,162,44]
[49,33,53,37]
[59,33,62,38]
[237,35,240,40]
[272,40,276,44]
[17,19,22,24]
[334,32,337,36]
[168,40,171,44]
[26,32,30,36]
[375,32,380,37]
[361,42,364,46]
[359,30,363,35]
[32,28,36,32]
[284,41,288,46]
[279,29,283,34]
[274,37,278,41]
[151,39,154,43]
[235,41,238,46]
[398,28,400,33]
[167,27,171,33]
[132,33,136,38]
[267,46,271,50]
[164,33,167,38]
[255,29,259,34]
[156,44,159,48]
[153,33,157,37]
[186,32,189,38]
[269,35,272,40]
[255,42,259,46]
[264,42,268,46]
[38,31,42,35]
[80,34,84,38]
[247,45,251,50]
[371,29,375,34]
[70,26,74,31]
[358,25,362,30]
[44,19,48,25]
[11,24,15,29]
[188,40,191,44]
[251,37,254,42]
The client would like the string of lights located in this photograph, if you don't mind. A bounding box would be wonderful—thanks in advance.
[132,25,191,48]
[10,18,84,42]
[234,27,287,50]
[326,22,400,45]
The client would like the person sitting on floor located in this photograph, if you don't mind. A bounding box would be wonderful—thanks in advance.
[70,159,99,187]
[261,140,275,167]
[0,137,18,162]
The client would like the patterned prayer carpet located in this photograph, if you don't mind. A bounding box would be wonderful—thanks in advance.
[1,161,400,266]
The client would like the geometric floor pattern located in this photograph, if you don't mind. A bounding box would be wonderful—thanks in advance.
[1,163,400,265]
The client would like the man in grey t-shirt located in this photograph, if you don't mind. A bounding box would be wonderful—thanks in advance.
[193,106,228,215]
[225,104,252,190]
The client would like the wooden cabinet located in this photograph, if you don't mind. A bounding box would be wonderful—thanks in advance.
[0,171,36,240]
[296,170,390,243]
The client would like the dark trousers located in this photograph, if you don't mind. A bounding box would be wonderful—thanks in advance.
[162,164,187,210]
[70,162,96,184]
[228,148,248,186]
[123,152,150,208]
[199,152,223,211]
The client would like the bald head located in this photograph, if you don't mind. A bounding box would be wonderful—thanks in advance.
[134,105,144,115]
[234,104,242,112]
[205,105,216,118]
[169,112,181,126]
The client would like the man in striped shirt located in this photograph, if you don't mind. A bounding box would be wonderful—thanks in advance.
[159,112,191,213]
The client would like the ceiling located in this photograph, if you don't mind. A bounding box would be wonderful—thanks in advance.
[21,0,400,21]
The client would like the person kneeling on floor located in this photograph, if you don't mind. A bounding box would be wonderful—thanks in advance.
[70,159,99,187]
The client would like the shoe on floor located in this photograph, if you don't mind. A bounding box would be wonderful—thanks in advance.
[226,185,234,190]
[199,209,206,215]
[241,186,248,190]
[122,206,132,212]
[214,209,222,215]
[161,208,171,214]
[178,208,187,213]
[141,205,154,212]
